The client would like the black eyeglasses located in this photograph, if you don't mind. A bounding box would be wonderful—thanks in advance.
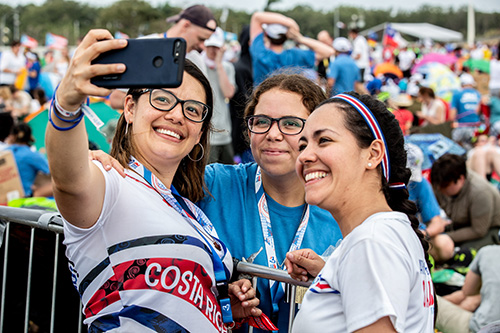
[138,88,209,123]
[246,115,306,135]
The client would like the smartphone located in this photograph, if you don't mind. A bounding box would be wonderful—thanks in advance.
[91,38,186,89]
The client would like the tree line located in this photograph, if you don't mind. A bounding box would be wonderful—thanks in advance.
[1,0,499,46]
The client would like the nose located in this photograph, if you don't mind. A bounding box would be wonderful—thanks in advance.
[265,120,283,140]
[164,103,184,123]
[297,144,316,165]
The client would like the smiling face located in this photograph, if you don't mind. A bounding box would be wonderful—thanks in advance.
[250,88,310,181]
[296,105,369,211]
[124,72,205,172]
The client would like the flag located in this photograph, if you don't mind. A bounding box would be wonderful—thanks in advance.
[20,34,38,48]
[114,31,129,39]
[383,24,407,48]
[45,33,68,49]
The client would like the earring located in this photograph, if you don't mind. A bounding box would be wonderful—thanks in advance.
[188,143,204,162]
[125,121,130,135]
[368,162,373,167]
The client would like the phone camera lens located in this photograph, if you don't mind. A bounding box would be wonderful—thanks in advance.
[153,56,163,68]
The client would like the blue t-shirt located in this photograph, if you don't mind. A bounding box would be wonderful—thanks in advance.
[250,33,315,86]
[327,54,361,96]
[408,178,441,226]
[6,144,49,196]
[197,163,342,332]
[451,88,481,124]
[28,61,41,91]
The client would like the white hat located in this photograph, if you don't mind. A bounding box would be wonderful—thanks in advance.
[333,37,352,53]
[406,143,423,182]
[460,73,476,86]
[204,27,225,48]
[262,24,288,39]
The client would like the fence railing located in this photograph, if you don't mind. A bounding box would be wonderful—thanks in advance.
[0,206,310,332]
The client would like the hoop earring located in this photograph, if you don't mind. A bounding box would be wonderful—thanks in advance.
[188,143,204,162]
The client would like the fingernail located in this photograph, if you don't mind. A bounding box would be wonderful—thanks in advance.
[105,165,111,170]
[118,39,127,46]
[288,254,294,260]
[117,64,126,71]
[242,301,248,307]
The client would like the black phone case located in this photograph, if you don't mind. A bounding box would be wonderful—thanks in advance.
[91,38,186,89]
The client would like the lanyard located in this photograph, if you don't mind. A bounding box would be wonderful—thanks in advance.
[128,157,233,324]
[254,166,310,315]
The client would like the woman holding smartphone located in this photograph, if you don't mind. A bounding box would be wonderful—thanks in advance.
[46,29,260,332]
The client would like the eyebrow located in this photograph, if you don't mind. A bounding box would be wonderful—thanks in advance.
[312,128,337,138]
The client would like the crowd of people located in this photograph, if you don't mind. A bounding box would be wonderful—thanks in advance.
[1,4,500,333]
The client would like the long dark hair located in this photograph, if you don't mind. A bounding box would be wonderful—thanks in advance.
[318,92,431,270]
[110,59,213,202]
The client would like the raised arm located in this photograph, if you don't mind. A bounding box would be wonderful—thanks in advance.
[46,29,127,228]
[287,26,334,62]
[249,11,299,43]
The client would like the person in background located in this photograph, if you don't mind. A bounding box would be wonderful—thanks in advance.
[489,42,500,97]
[406,143,454,262]
[55,47,70,82]
[416,86,447,126]
[46,29,261,332]
[436,245,500,333]
[450,74,482,150]
[9,85,33,120]
[5,123,49,197]
[249,11,334,86]
[229,25,253,163]
[348,28,370,84]
[431,154,500,261]
[397,45,416,79]
[390,93,414,136]
[26,52,41,97]
[0,40,26,86]
[203,27,236,164]
[108,4,218,110]
[328,37,361,96]
[290,91,435,332]
[0,111,14,150]
[316,30,334,91]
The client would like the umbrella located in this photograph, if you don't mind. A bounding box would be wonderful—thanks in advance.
[406,133,466,170]
[416,63,460,102]
[26,101,121,155]
[374,62,403,79]
[463,58,490,74]
[411,53,457,74]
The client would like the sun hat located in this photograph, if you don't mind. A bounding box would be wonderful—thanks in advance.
[460,73,476,86]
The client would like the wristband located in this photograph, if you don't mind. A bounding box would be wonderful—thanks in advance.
[48,96,84,131]
[54,94,83,118]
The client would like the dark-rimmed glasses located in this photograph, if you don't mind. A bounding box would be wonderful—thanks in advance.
[246,115,306,135]
[138,88,209,123]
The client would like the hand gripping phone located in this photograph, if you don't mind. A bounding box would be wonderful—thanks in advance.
[91,37,186,89]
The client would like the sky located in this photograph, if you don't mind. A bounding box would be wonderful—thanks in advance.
[1,0,500,13]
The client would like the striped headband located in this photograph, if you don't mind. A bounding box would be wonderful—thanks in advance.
[332,93,391,183]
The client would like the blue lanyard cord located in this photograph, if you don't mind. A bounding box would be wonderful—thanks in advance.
[132,160,233,323]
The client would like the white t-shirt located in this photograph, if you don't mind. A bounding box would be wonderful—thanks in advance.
[421,98,447,125]
[351,35,370,69]
[489,59,500,91]
[0,49,26,85]
[63,162,233,332]
[292,212,435,333]
[398,49,416,72]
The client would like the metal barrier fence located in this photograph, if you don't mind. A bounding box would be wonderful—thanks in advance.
[0,206,311,333]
